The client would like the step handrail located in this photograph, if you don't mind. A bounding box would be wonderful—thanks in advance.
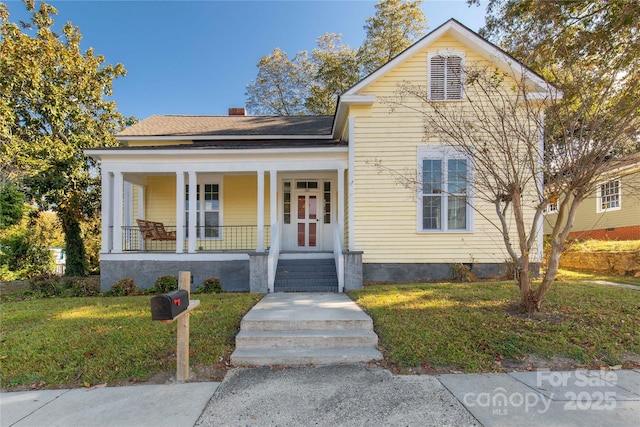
[267,222,280,292]
[333,222,345,292]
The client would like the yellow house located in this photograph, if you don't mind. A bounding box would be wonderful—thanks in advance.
[87,20,553,292]
[544,153,640,240]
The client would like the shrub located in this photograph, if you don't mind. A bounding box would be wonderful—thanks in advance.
[450,263,476,282]
[153,275,178,293]
[196,277,222,294]
[64,278,100,297]
[109,278,139,296]
[29,274,63,297]
[0,221,53,279]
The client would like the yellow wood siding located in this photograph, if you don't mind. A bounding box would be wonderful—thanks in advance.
[349,34,539,264]
[223,174,271,226]
[145,176,176,224]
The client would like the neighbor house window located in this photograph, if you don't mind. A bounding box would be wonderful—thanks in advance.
[185,182,221,238]
[597,179,621,212]
[418,146,472,232]
[428,52,464,101]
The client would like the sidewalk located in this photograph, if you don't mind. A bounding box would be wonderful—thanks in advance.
[2,367,639,427]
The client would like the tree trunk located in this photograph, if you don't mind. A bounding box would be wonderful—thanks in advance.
[59,209,88,276]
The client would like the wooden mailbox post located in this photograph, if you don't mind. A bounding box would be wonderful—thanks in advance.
[152,271,200,382]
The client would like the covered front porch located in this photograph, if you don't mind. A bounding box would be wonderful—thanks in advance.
[93,146,361,293]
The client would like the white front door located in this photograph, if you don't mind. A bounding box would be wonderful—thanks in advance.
[295,191,321,250]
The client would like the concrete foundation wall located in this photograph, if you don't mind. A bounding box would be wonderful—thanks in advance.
[100,260,250,292]
[249,252,268,293]
[363,262,507,283]
[344,251,363,291]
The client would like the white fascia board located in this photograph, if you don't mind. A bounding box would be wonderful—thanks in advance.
[85,146,347,161]
[332,95,376,139]
[526,87,564,101]
[339,94,376,105]
[90,148,348,174]
[117,134,334,143]
[106,159,349,174]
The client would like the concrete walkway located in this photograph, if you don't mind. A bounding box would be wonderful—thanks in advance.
[1,382,218,427]
[3,367,639,426]
[231,293,382,366]
[585,279,640,291]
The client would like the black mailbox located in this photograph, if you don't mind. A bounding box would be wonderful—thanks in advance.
[151,290,189,320]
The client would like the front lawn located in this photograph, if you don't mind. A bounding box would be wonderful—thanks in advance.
[0,293,261,390]
[350,280,640,373]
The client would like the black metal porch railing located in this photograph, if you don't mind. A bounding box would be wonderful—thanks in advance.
[120,225,271,252]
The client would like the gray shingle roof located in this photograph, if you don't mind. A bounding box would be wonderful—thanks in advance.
[117,115,334,137]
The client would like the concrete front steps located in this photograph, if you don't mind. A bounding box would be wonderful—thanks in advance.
[231,293,383,366]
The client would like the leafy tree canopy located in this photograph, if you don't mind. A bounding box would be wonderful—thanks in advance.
[0,184,24,229]
[1,0,132,275]
[246,0,427,115]
[471,0,640,154]
[358,0,427,75]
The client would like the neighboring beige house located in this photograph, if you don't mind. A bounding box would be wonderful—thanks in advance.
[544,152,640,241]
[86,19,554,292]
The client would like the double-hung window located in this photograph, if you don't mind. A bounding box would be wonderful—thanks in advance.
[185,182,221,238]
[419,146,472,232]
[596,179,621,212]
[428,51,464,101]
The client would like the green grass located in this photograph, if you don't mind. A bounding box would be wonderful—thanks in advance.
[350,281,640,372]
[0,293,261,390]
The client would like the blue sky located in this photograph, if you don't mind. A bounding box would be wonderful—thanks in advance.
[5,0,487,119]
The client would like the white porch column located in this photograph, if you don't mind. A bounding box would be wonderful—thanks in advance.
[269,170,277,226]
[137,186,145,219]
[101,170,113,253]
[137,185,145,251]
[337,166,345,240]
[348,116,356,251]
[257,170,265,252]
[112,172,124,253]
[175,171,185,253]
[188,171,197,253]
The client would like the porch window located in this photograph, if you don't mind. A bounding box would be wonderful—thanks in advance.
[597,179,621,212]
[428,52,464,101]
[283,181,291,224]
[323,181,331,224]
[418,146,472,232]
[186,183,221,238]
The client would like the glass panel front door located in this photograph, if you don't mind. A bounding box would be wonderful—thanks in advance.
[296,193,319,248]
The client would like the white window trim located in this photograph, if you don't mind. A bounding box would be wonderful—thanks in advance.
[427,50,465,101]
[545,202,558,214]
[417,146,474,233]
[187,178,223,240]
[596,178,621,213]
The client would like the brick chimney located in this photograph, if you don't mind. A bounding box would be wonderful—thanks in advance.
[228,107,246,116]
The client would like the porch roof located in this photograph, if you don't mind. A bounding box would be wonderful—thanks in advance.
[95,138,345,151]
[117,115,334,139]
